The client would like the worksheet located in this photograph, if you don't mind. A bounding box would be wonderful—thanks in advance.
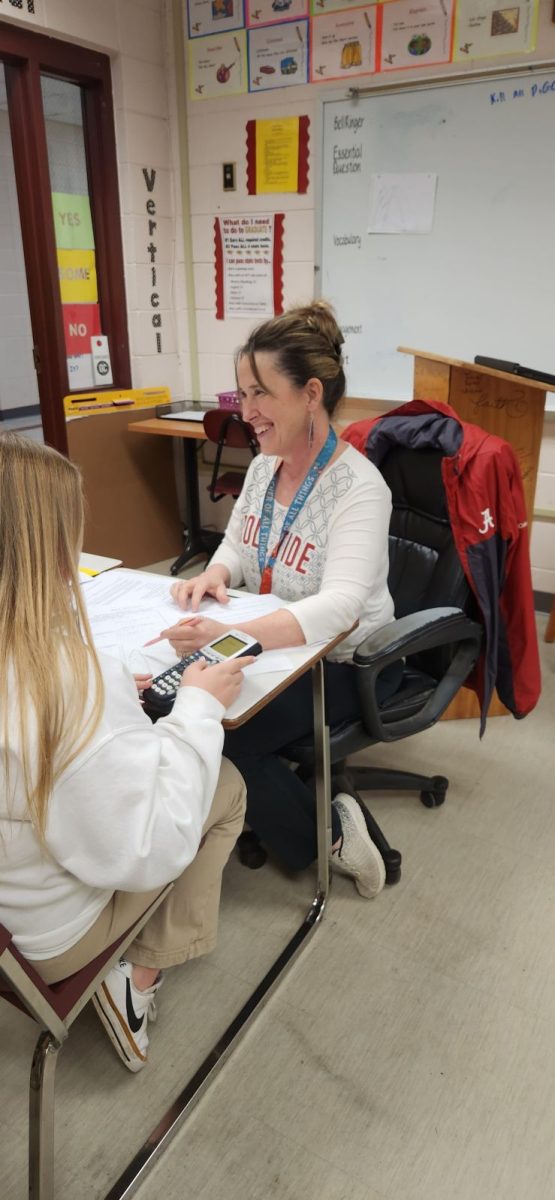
[83,569,288,674]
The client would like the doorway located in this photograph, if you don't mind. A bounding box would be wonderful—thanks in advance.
[0,21,131,452]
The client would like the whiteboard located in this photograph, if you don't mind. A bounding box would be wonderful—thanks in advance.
[320,71,555,406]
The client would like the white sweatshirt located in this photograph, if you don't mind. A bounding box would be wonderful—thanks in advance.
[0,653,225,960]
[211,444,394,661]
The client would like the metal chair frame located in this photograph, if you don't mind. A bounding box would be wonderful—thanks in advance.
[0,885,172,1200]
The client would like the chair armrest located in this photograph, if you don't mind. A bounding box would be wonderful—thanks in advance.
[354,607,482,742]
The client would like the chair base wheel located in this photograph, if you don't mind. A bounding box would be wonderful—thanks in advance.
[383,849,402,885]
[420,776,448,808]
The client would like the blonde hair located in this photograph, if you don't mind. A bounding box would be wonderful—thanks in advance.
[236,301,346,416]
[0,433,104,838]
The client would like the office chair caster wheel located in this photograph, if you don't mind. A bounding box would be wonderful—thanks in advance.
[383,848,402,886]
[420,776,448,808]
[237,831,267,869]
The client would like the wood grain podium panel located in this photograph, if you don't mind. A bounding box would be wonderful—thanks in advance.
[67,408,182,568]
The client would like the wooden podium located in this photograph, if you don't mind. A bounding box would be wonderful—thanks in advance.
[399,349,547,720]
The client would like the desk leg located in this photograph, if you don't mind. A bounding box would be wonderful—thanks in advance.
[104,663,332,1200]
[170,439,222,575]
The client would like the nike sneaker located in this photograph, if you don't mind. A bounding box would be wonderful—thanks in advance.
[330,793,386,899]
[92,958,162,1072]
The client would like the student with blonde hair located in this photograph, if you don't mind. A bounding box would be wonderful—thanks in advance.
[0,433,249,1072]
[160,302,400,897]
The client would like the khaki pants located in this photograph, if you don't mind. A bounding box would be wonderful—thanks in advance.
[36,759,246,985]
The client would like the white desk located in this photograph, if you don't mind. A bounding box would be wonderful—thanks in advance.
[84,572,347,1200]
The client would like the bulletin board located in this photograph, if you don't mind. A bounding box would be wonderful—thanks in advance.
[319,68,555,404]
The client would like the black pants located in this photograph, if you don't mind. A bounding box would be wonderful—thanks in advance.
[224,660,402,871]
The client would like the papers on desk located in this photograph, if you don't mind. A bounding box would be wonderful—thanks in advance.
[158,409,209,422]
[83,569,286,674]
[79,552,122,582]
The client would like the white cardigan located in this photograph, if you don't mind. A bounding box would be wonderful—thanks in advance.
[211,444,394,661]
[0,653,225,960]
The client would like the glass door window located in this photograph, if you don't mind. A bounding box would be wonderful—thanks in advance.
[0,64,43,439]
[42,76,112,394]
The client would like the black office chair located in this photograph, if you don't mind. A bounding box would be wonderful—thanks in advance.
[281,445,483,885]
[203,410,258,504]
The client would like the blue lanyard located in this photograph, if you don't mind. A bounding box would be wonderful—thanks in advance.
[258,427,337,589]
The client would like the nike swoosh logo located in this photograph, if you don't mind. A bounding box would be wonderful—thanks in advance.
[125,978,144,1034]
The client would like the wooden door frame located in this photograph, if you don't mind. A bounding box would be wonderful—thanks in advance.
[0,21,131,453]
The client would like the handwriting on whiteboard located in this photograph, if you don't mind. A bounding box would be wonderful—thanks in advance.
[490,78,555,105]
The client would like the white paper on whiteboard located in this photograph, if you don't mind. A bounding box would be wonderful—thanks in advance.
[368,173,438,234]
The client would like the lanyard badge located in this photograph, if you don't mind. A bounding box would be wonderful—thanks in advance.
[258,427,337,594]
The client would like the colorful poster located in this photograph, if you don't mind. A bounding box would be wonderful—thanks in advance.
[189,29,247,98]
[246,0,309,28]
[310,7,376,82]
[247,116,310,193]
[187,0,245,37]
[62,304,102,356]
[57,249,98,305]
[453,0,538,61]
[52,193,94,251]
[214,213,284,318]
[379,0,454,71]
[248,20,309,90]
[311,0,370,13]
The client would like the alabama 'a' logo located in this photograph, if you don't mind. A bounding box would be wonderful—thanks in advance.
[478,507,495,535]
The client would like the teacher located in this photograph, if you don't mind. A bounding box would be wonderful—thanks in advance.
[163,302,399,898]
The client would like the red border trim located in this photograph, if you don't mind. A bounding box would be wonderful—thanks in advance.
[246,119,256,196]
[298,116,310,194]
[214,217,224,320]
[273,213,284,315]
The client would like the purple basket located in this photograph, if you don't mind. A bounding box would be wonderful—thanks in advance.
[217,390,241,411]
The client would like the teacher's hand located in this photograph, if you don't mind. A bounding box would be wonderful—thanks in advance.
[159,616,228,658]
[170,564,230,612]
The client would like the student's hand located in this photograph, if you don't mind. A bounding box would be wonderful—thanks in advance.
[181,657,255,709]
[133,673,153,698]
[170,565,231,612]
[159,616,227,657]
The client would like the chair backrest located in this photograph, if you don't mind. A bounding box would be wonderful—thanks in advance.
[203,410,258,503]
[203,409,258,453]
[379,446,473,679]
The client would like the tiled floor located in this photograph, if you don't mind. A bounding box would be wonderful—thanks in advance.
[1,592,553,1200]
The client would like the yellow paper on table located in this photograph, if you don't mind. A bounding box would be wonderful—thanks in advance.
[255,118,299,195]
[57,249,98,304]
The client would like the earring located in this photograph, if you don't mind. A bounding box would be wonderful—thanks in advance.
[308,414,315,449]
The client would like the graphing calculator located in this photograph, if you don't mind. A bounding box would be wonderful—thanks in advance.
[141,628,262,718]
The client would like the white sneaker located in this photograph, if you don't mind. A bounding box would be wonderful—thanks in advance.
[330,794,386,899]
[92,959,162,1072]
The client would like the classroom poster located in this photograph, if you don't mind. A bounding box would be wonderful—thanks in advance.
[246,116,310,193]
[310,7,376,82]
[189,29,247,97]
[248,20,309,90]
[214,213,284,317]
[186,0,245,38]
[51,194,95,252]
[246,0,309,28]
[310,0,368,13]
[453,0,538,61]
[379,0,454,71]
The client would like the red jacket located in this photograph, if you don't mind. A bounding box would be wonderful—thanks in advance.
[343,399,541,732]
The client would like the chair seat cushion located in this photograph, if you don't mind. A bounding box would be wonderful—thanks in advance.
[208,470,246,496]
